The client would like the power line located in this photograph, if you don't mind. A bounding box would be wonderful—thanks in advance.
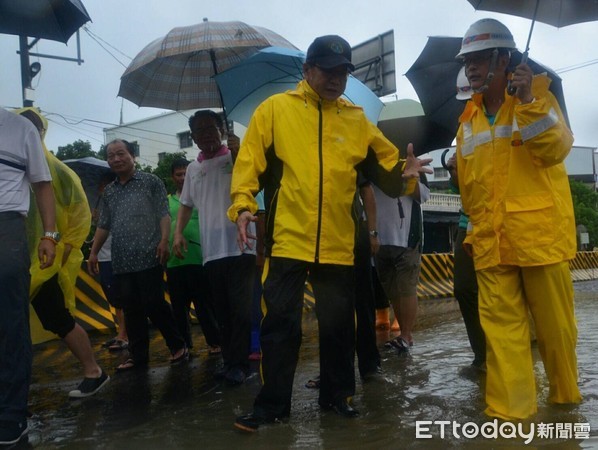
[556,59,598,75]
[82,26,129,68]
[82,25,132,61]
[42,109,184,151]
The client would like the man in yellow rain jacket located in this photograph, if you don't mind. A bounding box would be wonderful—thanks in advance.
[454,19,581,420]
[229,35,432,431]
[18,108,109,398]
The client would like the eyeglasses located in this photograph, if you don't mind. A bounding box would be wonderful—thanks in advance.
[461,52,494,68]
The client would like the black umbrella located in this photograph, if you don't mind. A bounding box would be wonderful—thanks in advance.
[63,157,114,212]
[405,36,569,138]
[378,115,456,157]
[467,0,598,61]
[0,0,91,43]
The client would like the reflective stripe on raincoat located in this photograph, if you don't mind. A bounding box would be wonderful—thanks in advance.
[228,79,404,266]
[455,74,576,271]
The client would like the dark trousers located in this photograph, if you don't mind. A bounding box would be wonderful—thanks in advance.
[115,265,185,363]
[166,264,220,349]
[454,227,486,365]
[354,221,381,376]
[204,254,255,372]
[254,257,356,419]
[0,213,32,423]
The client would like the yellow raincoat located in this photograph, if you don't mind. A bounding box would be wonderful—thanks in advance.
[455,76,581,420]
[456,74,576,270]
[228,79,404,265]
[17,108,91,343]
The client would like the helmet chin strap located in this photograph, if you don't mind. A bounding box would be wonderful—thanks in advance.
[473,49,499,94]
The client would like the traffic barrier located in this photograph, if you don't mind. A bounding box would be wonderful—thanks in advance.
[31,251,598,344]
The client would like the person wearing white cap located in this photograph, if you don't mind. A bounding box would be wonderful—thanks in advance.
[454,18,581,420]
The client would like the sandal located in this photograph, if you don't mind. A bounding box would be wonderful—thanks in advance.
[305,376,320,389]
[102,337,118,348]
[170,347,189,365]
[108,339,128,351]
[116,359,140,372]
[208,345,222,355]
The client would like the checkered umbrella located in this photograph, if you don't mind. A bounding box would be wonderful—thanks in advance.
[118,19,297,111]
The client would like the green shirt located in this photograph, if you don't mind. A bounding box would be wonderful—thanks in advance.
[167,193,202,268]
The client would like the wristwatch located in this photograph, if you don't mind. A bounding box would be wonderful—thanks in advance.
[43,231,61,243]
[369,230,378,238]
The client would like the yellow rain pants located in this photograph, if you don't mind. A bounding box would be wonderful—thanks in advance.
[477,261,581,420]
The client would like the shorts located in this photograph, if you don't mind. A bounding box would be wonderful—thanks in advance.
[31,274,76,339]
[375,245,421,298]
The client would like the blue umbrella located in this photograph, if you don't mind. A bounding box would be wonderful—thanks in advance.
[214,46,384,125]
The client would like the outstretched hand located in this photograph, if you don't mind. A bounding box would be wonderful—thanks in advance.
[402,143,433,178]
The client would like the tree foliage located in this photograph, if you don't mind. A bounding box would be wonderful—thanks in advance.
[55,140,98,160]
[151,152,188,193]
[570,180,598,249]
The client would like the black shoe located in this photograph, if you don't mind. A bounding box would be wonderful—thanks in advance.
[361,366,383,382]
[234,413,280,432]
[68,370,110,398]
[213,364,229,380]
[224,367,246,386]
[0,420,29,445]
[321,398,360,418]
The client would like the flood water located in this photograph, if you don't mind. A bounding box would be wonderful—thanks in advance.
[21,280,598,449]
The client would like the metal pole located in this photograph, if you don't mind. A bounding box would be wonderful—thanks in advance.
[19,35,33,107]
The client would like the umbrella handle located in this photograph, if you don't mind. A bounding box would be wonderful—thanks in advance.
[441,148,452,170]
[507,50,529,96]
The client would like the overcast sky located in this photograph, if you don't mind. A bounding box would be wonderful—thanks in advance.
[1,0,597,158]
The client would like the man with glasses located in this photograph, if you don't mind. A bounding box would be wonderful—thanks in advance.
[229,35,432,431]
[454,18,581,420]
[173,111,255,386]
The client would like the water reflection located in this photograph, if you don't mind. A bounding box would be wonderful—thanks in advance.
[25,281,598,449]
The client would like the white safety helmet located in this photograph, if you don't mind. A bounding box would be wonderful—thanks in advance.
[456,18,517,58]
[455,67,472,100]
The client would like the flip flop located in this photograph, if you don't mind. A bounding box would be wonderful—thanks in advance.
[102,337,118,348]
[115,359,137,372]
[108,339,128,351]
[305,376,320,389]
[170,347,189,365]
[208,345,222,355]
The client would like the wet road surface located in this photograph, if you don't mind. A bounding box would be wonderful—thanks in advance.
[16,280,598,449]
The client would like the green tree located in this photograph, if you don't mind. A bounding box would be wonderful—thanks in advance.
[152,152,188,193]
[97,144,107,161]
[570,180,598,249]
[55,139,98,160]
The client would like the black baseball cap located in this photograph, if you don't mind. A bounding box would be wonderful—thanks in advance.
[306,35,355,71]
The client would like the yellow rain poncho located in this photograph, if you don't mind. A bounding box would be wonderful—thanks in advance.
[16,107,91,343]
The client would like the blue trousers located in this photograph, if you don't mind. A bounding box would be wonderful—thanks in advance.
[0,213,32,423]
